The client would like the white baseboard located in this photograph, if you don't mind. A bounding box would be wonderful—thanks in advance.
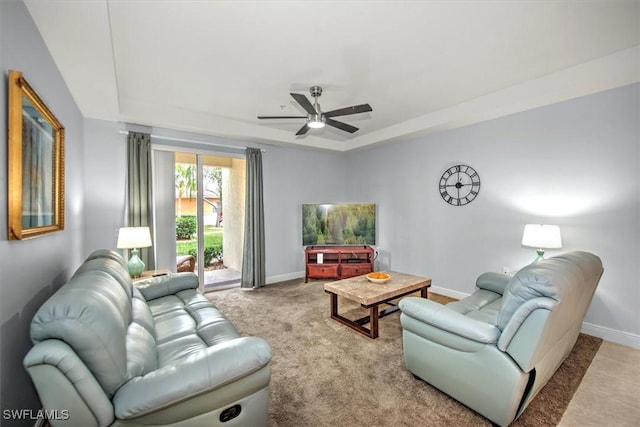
[429,285,470,301]
[581,321,640,349]
[266,271,304,284]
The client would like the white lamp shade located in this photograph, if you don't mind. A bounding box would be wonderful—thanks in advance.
[521,224,562,249]
[117,227,152,249]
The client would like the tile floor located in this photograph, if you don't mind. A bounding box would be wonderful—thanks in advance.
[559,341,640,426]
[202,267,241,291]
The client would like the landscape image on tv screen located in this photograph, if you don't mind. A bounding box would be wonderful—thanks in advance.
[302,203,376,246]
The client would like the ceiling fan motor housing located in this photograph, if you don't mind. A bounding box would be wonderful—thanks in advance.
[309,86,323,99]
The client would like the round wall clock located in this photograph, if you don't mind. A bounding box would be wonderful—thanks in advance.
[439,164,481,206]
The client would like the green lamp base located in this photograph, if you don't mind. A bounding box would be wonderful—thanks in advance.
[128,249,145,278]
[533,249,545,263]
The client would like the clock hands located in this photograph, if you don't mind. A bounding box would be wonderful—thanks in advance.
[444,181,470,200]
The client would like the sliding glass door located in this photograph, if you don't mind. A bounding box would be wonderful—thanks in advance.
[173,152,245,291]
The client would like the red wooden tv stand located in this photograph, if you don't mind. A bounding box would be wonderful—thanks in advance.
[305,245,374,283]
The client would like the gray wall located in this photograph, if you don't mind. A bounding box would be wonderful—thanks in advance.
[262,145,347,281]
[0,0,85,421]
[83,119,127,254]
[346,83,640,347]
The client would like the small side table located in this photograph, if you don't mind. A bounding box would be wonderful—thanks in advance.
[132,269,172,283]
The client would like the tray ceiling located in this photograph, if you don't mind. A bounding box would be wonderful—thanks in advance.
[25,1,639,151]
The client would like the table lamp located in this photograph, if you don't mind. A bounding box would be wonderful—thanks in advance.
[117,227,152,277]
[521,224,562,263]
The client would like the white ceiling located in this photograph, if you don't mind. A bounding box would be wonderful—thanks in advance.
[25,1,640,152]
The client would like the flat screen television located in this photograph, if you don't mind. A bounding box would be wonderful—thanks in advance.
[302,203,376,246]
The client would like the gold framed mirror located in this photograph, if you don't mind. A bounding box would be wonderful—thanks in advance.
[8,70,65,240]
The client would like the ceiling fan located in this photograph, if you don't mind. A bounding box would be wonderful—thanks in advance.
[257,86,372,136]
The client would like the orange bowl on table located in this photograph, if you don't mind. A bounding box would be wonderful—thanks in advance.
[367,272,390,284]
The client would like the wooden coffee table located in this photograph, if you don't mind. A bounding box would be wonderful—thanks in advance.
[324,271,431,339]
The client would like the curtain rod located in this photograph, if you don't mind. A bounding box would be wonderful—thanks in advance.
[118,130,265,152]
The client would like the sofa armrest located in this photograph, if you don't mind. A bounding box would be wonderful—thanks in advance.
[113,336,272,419]
[476,272,511,295]
[24,340,115,426]
[134,273,198,300]
[497,297,556,351]
[399,297,500,344]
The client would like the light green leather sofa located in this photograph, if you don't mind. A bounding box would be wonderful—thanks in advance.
[399,251,603,426]
[24,250,272,426]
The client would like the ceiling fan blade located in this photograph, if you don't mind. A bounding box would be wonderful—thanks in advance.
[324,103,372,118]
[326,118,358,133]
[290,93,317,115]
[295,123,310,136]
[257,116,306,119]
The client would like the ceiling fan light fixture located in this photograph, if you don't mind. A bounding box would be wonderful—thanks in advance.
[307,114,325,129]
[258,86,371,136]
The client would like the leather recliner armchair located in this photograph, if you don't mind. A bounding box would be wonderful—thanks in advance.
[399,251,603,426]
[24,249,272,426]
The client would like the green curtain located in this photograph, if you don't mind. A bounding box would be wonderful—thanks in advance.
[127,131,155,269]
[241,148,265,288]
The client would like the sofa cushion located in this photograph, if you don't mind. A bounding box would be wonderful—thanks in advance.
[446,289,502,324]
[154,309,199,344]
[85,249,129,270]
[145,288,240,368]
[131,294,155,336]
[157,335,210,366]
[497,251,602,331]
[126,322,158,377]
[442,272,510,325]
[189,305,239,346]
[127,292,158,377]
[72,257,133,300]
[30,270,131,395]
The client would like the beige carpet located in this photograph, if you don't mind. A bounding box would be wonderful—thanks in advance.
[206,279,602,427]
